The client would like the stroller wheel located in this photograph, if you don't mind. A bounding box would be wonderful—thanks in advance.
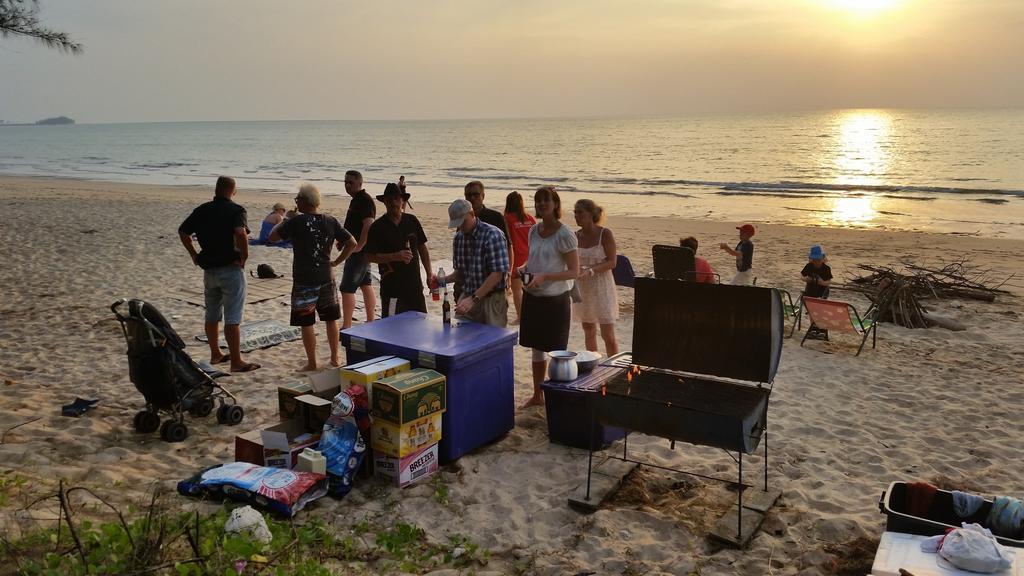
[160,421,188,442]
[189,398,215,418]
[217,404,244,426]
[133,410,160,434]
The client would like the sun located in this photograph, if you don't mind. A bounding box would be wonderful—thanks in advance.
[828,0,898,17]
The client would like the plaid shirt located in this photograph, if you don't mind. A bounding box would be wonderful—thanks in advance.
[453,220,510,297]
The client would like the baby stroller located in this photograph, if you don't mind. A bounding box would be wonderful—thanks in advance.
[111,298,245,442]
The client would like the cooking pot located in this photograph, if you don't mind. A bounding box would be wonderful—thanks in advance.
[547,350,578,382]
[575,350,603,373]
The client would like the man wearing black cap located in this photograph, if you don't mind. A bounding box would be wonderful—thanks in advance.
[364,183,436,317]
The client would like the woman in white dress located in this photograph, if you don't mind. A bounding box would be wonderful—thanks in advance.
[572,199,619,356]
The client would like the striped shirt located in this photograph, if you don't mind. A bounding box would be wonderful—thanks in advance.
[453,220,510,297]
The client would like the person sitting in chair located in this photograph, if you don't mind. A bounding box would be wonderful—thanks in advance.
[802,244,832,340]
[679,236,716,283]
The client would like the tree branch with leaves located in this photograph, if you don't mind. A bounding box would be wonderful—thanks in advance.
[0,0,82,53]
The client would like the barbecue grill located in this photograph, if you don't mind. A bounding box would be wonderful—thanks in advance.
[586,277,783,541]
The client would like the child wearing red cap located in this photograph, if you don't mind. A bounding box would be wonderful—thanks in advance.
[719,223,755,285]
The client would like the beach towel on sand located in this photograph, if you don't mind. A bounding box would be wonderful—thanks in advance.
[196,319,301,353]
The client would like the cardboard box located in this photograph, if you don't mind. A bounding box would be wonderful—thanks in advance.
[340,356,410,400]
[295,394,333,433]
[277,374,341,421]
[373,443,439,487]
[234,420,321,469]
[307,367,343,396]
[372,368,446,425]
[277,380,313,421]
[371,411,442,457]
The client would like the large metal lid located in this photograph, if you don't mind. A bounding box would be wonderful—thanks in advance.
[631,278,783,384]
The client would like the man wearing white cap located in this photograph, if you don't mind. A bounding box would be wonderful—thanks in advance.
[442,199,510,327]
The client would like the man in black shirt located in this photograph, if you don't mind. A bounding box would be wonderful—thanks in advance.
[178,176,259,372]
[271,183,356,370]
[339,170,377,329]
[364,183,436,318]
[457,181,511,300]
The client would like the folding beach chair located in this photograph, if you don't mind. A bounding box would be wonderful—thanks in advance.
[652,244,696,281]
[800,297,878,356]
[612,254,636,288]
[776,288,803,338]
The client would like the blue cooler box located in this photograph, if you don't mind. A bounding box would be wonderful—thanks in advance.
[341,312,517,463]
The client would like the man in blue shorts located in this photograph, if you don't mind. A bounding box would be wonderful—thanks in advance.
[271,183,356,371]
[339,170,377,329]
[178,176,260,372]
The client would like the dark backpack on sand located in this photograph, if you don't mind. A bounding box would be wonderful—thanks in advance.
[252,264,283,279]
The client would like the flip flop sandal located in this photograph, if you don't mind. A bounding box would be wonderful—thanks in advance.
[232,362,261,373]
[61,397,99,417]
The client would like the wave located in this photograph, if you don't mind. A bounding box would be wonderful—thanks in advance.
[784,206,910,217]
[582,175,1024,198]
[446,170,571,183]
[723,180,1024,197]
[128,161,199,169]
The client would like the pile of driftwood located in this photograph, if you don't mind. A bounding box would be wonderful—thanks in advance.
[843,259,1012,329]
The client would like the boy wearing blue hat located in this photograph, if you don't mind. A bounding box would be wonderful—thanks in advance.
[801,245,832,340]
[801,245,832,298]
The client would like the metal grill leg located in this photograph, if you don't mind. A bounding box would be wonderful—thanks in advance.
[585,448,594,500]
[738,451,743,539]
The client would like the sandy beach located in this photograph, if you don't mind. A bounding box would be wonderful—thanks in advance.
[1,175,1022,575]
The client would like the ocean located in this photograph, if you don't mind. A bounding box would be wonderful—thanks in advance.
[1,109,1022,239]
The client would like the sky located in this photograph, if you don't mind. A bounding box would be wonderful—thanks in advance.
[1,0,1022,123]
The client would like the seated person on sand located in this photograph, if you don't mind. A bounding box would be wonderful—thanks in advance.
[679,236,716,283]
[255,202,292,246]
[802,244,833,339]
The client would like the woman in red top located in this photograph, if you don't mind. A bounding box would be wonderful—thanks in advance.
[504,191,536,324]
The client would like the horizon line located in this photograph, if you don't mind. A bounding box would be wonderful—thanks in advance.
[4,105,1023,126]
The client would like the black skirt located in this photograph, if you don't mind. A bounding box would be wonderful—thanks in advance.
[519,290,571,352]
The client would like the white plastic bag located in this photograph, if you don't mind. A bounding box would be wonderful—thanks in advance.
[224,505,273,545]
[937,523,1011,573]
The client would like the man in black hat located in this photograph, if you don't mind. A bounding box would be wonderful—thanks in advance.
[364,183,436,317]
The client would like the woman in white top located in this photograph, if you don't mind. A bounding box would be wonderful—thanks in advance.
[516,186,579,409]
[573,199,619,356]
